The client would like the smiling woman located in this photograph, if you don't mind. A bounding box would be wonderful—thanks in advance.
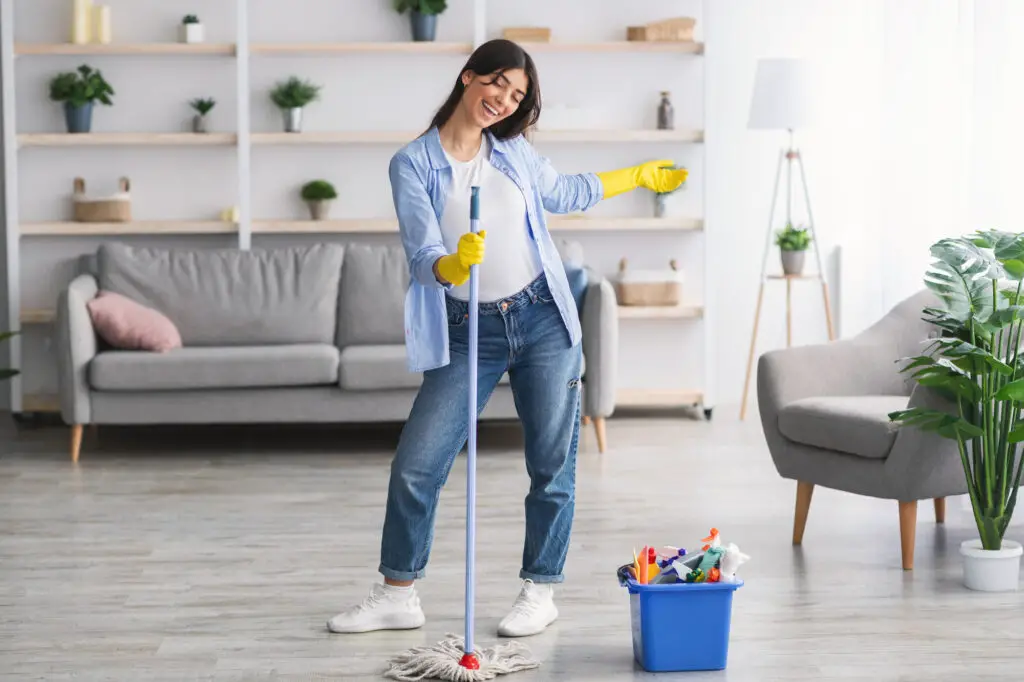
[326,38,687,642]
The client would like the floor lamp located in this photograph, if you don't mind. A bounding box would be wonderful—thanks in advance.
[740,58,835,420]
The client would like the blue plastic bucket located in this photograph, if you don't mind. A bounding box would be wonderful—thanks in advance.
[619,565,743,672]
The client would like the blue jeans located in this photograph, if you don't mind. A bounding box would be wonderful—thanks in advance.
[379,275,583,584]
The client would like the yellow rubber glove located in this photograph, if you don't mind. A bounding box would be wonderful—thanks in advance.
[597,159,688,200]
[435,230,486,286]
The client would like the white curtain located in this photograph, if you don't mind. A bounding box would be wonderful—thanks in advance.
[877,0,1024,310]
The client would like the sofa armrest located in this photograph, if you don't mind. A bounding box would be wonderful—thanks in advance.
[55,274,98,425]
[885,383,969,500]
[581,272,618,418]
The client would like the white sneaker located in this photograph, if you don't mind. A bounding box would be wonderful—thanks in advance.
[497,579,558,637]
[327,583,426,634]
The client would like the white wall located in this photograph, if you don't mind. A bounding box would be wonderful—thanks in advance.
[7,0,1015,413]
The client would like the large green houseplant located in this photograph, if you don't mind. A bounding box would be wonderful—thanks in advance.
[0,331,19,382]
[889,229,1024,591]
[48,64,114,134]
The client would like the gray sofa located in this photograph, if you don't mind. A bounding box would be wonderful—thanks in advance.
[56,241,619,462]
[757,290,967,570]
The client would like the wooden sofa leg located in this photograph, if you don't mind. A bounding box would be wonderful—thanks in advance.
[582,415,592,427]
[793,481,814,545]
[899,500,918,570]
[934,497,946,524]
[593,417,607,453]
[70,425,84,464]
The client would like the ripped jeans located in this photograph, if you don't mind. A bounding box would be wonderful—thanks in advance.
[379,274,583,584]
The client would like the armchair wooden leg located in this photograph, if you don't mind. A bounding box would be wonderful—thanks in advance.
[899,500,918,570]
[582,415,592,427]
[793,481,814,545]
[934,497,946,524]
[593,417,607,453]
[70,425,83,464]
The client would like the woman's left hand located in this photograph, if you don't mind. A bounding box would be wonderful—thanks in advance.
[597,160,688,199]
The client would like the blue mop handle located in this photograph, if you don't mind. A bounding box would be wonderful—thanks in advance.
[465,186,480,656]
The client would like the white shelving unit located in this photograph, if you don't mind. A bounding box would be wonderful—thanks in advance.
[0,0,711,416]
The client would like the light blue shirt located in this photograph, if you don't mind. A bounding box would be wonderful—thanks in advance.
[389,126,605,373]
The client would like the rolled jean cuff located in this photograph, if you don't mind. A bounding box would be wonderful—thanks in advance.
[379,563,425,582]
[519,569,564,584]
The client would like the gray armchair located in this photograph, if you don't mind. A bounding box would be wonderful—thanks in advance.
[757,290,967,570]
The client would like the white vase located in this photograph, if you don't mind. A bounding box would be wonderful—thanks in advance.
[960,539,1022,592]
[180,23,204,44]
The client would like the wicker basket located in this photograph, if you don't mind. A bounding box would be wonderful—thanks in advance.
[73,177,131,223]
[614,258,684,306]
[502,27,552,42]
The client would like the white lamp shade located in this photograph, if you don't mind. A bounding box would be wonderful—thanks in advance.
[748,58,814,130]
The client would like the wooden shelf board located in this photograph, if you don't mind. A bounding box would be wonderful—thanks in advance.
[531,129,703,143]
[767,274,822,280]
[253,219,397,234]
[251,131,416,145]
[19,309,55,325]
[18,132,237,147]
[550,216,702,231]
[253,216,701,234]
[15,42,236,56]
[618,304,703,319]
[251,42,472,55]
[616,388,704,407]
[251,129,702,145]
[23,393,60,413]
[518,41,703,54]
[21,221,238,236]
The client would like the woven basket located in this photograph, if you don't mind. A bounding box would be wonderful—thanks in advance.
[614,258,683,306]
[73,177,131,223]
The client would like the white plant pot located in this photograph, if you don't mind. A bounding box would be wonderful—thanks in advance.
[180,23,204,44]
[960,539,1022,592]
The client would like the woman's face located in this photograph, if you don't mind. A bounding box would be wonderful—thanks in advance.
[460,68,528,129]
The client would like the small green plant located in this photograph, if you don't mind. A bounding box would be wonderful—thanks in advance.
[0,331,20,381]
[392,0,447,15]
[189,98,216,116]
[48,65,114,108]
[270,77,322,110]
[182,14,200,24]
[301,180,338,201]
[775,223,812,252]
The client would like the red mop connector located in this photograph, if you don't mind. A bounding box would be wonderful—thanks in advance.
[459,653,480,669]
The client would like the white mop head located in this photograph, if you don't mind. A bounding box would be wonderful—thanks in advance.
[384,633,540,682]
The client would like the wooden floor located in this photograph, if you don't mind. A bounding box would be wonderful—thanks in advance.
[2,409,1023,681]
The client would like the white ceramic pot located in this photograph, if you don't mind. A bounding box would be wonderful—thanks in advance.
[960,539,1022,592]
[180,23,204,44]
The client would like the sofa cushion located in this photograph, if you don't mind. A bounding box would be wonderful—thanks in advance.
[338,344,570,391]
[90,344,340,391]
[87,290,183,352]
[97,242,344,346]
[337,244,409,347]
[778,395,909,459]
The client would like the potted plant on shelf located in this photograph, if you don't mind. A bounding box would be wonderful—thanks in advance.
[775,223,811,275]
[48,64,114,134]
[270,77,322,133]
[189,97,215,133]
[393,0,448,42]
[180,14,204,43]
[301,180,337,221]
[889,230,1024,591]
[651,164,687,218]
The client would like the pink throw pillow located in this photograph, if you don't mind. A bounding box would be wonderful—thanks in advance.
[86,291,182,352]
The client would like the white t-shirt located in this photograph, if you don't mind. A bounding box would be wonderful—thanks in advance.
[439,136,543,302]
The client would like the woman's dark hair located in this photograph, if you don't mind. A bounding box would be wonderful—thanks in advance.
[427,39,540,139]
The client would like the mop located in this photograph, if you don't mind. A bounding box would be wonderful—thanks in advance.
[384,187,541,681]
